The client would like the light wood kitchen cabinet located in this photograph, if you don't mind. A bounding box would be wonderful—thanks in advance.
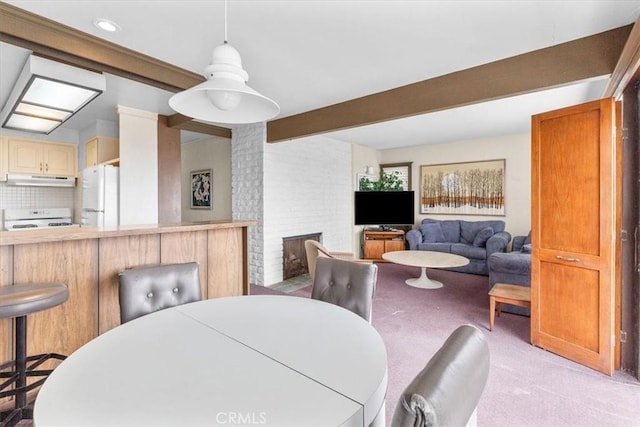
[8,138,77,176]
[85,136,119,167]
[0,137,7,181]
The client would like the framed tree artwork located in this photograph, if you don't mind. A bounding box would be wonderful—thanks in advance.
[419,159,505,215]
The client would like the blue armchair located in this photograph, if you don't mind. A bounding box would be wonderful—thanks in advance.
[487,232,531,316]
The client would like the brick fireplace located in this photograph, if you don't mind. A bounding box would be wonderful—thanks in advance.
[282,233,321,280]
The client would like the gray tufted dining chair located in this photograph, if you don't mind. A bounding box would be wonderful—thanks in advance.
[304,240,372,282]
[311,257,377,322]
[118,262,202,323]
[391,324,490,427]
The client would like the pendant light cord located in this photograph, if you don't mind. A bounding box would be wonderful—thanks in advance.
[224,0,228,43]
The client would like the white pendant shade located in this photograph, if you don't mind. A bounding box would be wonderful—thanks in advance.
[169,43,279,124]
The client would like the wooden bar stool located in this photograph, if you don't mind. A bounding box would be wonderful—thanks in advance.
[488,283,531,331]
[0,283,69,427]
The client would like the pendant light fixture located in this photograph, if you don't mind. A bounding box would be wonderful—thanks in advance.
[169,0,279,124]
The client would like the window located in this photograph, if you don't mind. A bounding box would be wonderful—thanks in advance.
[380,162,412,191]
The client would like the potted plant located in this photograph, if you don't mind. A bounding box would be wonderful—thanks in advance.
[359,171,404,191]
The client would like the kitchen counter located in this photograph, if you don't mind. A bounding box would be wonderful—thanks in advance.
[0,220,257,393]
[0,220,256,245]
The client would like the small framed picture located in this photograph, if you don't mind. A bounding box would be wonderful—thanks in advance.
[356,173,375,190]
[190,169,212,209]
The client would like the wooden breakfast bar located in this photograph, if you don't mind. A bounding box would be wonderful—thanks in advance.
[0,221,255,377]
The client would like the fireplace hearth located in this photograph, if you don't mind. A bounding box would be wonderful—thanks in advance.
[282,233,321,280]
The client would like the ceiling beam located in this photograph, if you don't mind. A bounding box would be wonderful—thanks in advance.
[604,17,640,99]
[1,2,632,143]
[166,114,232,138]
[0,1,230,137]
[267,25,633,143]
[0,2,200,91]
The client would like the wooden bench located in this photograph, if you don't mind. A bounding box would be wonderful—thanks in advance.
[488,283,531,331]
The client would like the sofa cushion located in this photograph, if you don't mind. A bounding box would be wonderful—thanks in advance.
[418,242,452,252]
[460,220,505,244]
[439,220,461,242]
[420,222,446,243]
[488,252,531,275]
[472,226,494,247]
[511,234,529,252]
[521,243,532,253]
[451,243,486,260]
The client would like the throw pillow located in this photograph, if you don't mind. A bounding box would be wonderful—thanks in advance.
[420,222,446,243]
[472,226,494,247]
[521,243,532,253]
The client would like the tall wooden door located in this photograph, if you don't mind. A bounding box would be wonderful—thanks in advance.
[531,98,619,375]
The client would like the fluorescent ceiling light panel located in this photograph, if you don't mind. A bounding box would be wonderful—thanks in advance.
[15,102,72,121]
[1,55,106,134]
[4,114,62,134]
[23,77,100,111]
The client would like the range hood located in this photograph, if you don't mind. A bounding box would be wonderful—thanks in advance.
[6,173,75,187]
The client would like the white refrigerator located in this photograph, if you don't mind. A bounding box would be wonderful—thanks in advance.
[82,165,119,227]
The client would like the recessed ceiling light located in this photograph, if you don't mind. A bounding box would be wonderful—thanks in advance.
[93,18,120,32]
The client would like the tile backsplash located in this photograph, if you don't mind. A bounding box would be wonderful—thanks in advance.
[0,182,75,213]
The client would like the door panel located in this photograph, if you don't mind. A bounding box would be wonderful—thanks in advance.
[538,110,601,256]
[539,262,600,352]
[531,98,617,375]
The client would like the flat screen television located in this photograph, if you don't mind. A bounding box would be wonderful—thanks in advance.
[354,191,415,228]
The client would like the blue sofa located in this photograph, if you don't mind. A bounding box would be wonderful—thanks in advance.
[406,218,511,275]
[488,233,531,315]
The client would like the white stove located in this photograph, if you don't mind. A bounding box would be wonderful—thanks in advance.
[3,208,80,231]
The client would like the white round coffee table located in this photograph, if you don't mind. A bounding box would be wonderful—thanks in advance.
[382,250,469,289]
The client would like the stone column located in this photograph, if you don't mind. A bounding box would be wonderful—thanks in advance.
[231,123,265,286]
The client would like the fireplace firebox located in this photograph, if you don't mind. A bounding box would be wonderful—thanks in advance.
[282,233,321,280]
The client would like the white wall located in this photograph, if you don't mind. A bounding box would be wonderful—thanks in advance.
[117,105,158,225]
[181,135,232,221]
[0,127,79,145]
[351,143,380,257]
[377,133,531,237]
[231,123,352,287]
[232,123,265,285]
[263,135,352,286]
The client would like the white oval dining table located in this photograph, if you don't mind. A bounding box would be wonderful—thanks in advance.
[33,295,388,427]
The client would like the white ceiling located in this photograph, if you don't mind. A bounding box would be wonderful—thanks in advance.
[1,0,639,149]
